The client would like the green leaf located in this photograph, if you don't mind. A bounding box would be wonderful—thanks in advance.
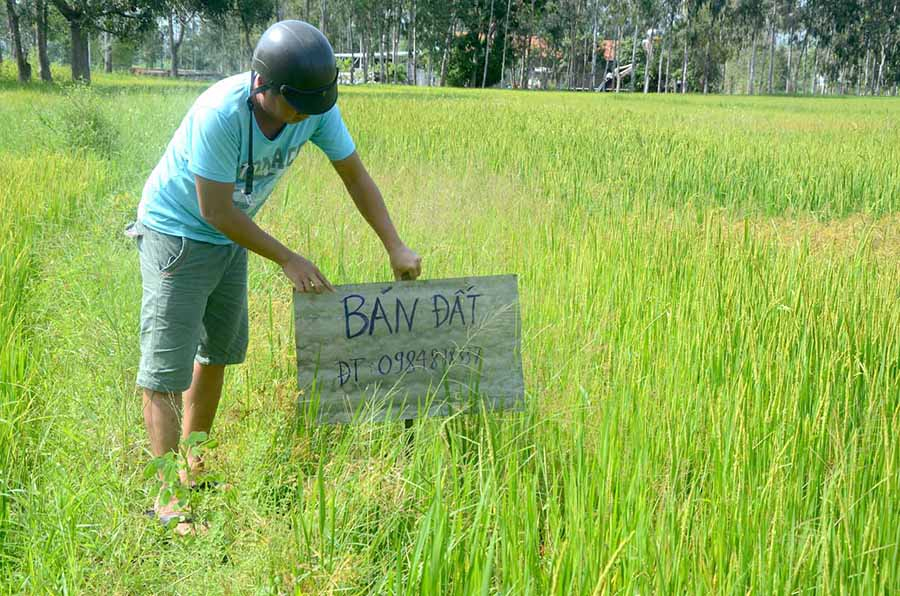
[143,461,159,479]
[186,431,208,447]
[163,467,178,486]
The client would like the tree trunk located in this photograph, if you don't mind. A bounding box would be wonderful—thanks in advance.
[589,1,598,89]
[70,17,91,83]
[167,14,179,77]
[566,5,577,89]
[380,24,387,82]
[361,31,368,83]
[796,32,808,94]
[406,0,413,83]
[862,46,870,95]
[103,31,112,73]
[365,32,372,83]
[36,0,52,82]
[614,25,622,92]
[439,21,452,86]
[810,42,818,94]
[348,18,355,84]
[785,25,794,93]
[521,34,531,89]
[643,28,653,93]
[657,35,664,92]
[876,41,886,94]
[748,29,757,95]
[681,29,688,93]
[519,50,526,88]
[702,38,709,94]
[766,12,775,94]
[581,20,590,88]
[482,0,495,88]
[5,0,32,82]
[723,58,728,93]
[541,53,548,89]
[499,0,511,87]
[410,0,417,84]
[320,0,328,37]
[630,20,638,91]
[391,1,399,84]
[663,48,672,93]
[521,0,535,89]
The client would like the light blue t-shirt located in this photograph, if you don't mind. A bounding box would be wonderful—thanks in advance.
[138,72,355,244]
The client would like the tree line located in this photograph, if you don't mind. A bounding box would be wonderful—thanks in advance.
[2,0,899,95]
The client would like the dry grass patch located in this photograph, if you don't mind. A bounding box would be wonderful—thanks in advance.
[727,212,900,263]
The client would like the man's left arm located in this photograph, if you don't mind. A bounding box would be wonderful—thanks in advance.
[331,151,422,281]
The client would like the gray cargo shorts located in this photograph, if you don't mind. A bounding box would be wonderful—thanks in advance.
[127,221,249,393]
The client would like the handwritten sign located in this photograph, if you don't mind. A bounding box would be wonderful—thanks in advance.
[293,275,524,423]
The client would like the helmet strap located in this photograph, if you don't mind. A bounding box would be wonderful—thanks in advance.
[245,71,278,196]
[244,70,260,196]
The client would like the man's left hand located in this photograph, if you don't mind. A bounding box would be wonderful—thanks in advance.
[389,244,422,281]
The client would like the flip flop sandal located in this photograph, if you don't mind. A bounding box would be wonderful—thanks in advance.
[144,509,194,526]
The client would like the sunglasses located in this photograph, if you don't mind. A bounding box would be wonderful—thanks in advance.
[277,68,339,105]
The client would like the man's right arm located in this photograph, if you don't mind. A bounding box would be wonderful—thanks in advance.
[195,175,334,293]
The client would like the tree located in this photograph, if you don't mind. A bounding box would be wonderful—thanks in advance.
[50,0,158,82]
[165,0,228,76]
[234,0,275,63]
[443,0,521,87]
[35,0,52,81]
[5,0,32,82]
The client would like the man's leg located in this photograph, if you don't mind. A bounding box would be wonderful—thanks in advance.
[142,388,195,532]
[143,389,183,458]
[182,362,225,478]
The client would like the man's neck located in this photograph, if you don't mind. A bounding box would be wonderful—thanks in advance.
[251,93,285,140]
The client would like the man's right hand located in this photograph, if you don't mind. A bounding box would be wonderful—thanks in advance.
[282,253,335,294]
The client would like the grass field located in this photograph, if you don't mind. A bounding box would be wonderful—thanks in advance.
[1,67,898,594]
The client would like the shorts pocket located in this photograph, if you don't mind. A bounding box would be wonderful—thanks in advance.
[149,229,190,274]
[125,221,144,253]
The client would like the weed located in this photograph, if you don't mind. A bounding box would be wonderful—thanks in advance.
[40,83,119,158]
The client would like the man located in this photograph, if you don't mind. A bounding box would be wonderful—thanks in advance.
[130,20,421,529]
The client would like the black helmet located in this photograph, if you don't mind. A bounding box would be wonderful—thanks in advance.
[251,20,338,115]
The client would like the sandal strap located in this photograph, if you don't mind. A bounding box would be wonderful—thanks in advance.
[144,508,193,525]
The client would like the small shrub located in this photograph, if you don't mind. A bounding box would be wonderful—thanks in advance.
[144,431,221,531]
[43,84,118,158]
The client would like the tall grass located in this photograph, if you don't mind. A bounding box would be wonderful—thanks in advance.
[0,155,109,583]
[0,72,897,594]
